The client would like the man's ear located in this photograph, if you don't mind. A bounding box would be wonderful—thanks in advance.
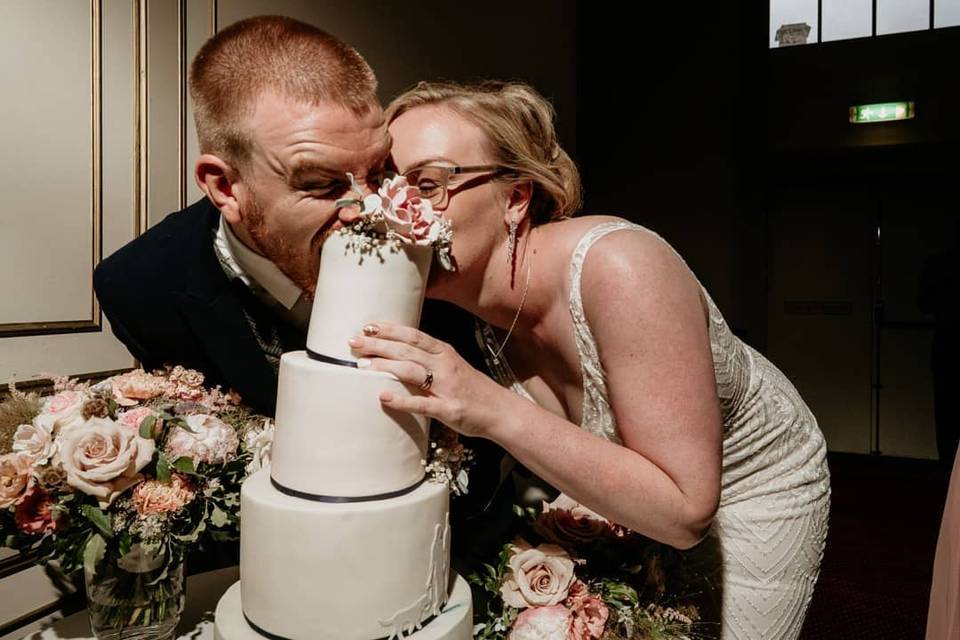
[196,154,244,225]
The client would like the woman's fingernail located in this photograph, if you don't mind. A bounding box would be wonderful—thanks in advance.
[362,324,380,336]
[348,337,362,347]
[356,358,371,368]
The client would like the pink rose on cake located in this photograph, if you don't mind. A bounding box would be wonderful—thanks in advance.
[56,417,155,506]
[369,176,441,246]
[165,414,239,465]
[500,539,577,609]
[508,605,572,640]
[12,421,57,466]
[0,453,35,508]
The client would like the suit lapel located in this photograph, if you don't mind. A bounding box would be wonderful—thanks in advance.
[174,202,279,414]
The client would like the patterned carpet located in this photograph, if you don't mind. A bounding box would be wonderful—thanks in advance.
[800,452,950,639]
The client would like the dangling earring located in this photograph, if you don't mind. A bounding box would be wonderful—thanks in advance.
[507,219,518,267]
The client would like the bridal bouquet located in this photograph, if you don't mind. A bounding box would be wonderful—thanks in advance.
[469,496,708,640]
[0,366,274,638]
[336,172,455,271]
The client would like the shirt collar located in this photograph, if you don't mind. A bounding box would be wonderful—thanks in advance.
[214,215,304,310]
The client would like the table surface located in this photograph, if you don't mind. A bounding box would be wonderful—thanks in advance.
[12,566,239,640]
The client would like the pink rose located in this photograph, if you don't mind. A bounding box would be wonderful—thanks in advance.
[165,414,238,465]
[508,605,572,640]
[374,176,441,245]
[14,486,59,535]
[565,581,609,640]
[12,421,57,466]
[56,417,155,506]
[111,370,168,407]
[133,474,195,515]
[38,390,87,434]
[0,453,35,508]
[501,540,577,609]
[534,495,611,546]
[117,407,157,434]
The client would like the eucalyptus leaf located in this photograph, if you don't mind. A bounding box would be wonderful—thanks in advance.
[139,415,157,439]
[81,505,113,539]
[83,534,106,577]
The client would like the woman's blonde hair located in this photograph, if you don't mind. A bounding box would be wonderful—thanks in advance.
[386,81,581,224]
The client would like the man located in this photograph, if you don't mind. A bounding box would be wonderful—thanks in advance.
[95,16,390,415]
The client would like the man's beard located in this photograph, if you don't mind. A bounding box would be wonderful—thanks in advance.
[243,191,322,297]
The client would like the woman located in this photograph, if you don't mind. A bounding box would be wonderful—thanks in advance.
[345,81,831,639]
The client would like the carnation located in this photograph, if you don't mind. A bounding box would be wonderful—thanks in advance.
[111,370,168,407]
[565,581,609,640]
[133,474,195,515]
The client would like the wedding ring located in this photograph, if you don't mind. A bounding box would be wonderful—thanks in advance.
[420,368,434,391]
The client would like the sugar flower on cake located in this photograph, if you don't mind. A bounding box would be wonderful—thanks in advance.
[500,539,577,609]
[0,452,35,508]
[12,420,57,466]
[337,172,455,271]
[56,417,155,506]
[507,604,572,640]
[165,414,239,465]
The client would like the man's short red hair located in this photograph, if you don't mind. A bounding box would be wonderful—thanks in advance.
[189,15,378,170]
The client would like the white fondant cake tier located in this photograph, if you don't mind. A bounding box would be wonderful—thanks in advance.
[307,229,432,363]
[214,574,473,640]
[237,468,455,640]
[271,351,429,498]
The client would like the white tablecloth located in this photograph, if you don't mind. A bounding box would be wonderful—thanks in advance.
[16,566,238,640]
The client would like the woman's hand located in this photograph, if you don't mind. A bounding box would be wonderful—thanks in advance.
[347,321,511,438]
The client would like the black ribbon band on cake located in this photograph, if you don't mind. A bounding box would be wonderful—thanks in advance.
[270,475,426,503]
[243,611,442,640]
[306,347,358,368]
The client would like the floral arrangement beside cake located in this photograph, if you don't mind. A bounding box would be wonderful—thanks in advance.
[0,366,274,639]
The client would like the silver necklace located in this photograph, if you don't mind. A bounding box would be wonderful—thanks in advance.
[488,255,532,365]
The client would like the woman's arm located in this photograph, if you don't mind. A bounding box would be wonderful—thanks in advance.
[350,229,722,549]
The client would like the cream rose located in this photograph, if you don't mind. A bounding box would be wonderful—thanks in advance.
[0,453,35,508]
[165,414,238,465]
[38,390,87,434]
[12,421,57,466]
[56,417,155,506]
[500,540,577,609]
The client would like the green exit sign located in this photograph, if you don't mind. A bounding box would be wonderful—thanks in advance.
[849,102,915,124]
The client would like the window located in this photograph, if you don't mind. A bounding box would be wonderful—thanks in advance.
[771,0,818,47]
[877,0,931,34]
[822,0,872,42]
[936,0,960,27]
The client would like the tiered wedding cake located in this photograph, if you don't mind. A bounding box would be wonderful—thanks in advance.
[214,182,472,640]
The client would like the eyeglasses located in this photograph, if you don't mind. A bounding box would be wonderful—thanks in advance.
[402,164,512,209]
